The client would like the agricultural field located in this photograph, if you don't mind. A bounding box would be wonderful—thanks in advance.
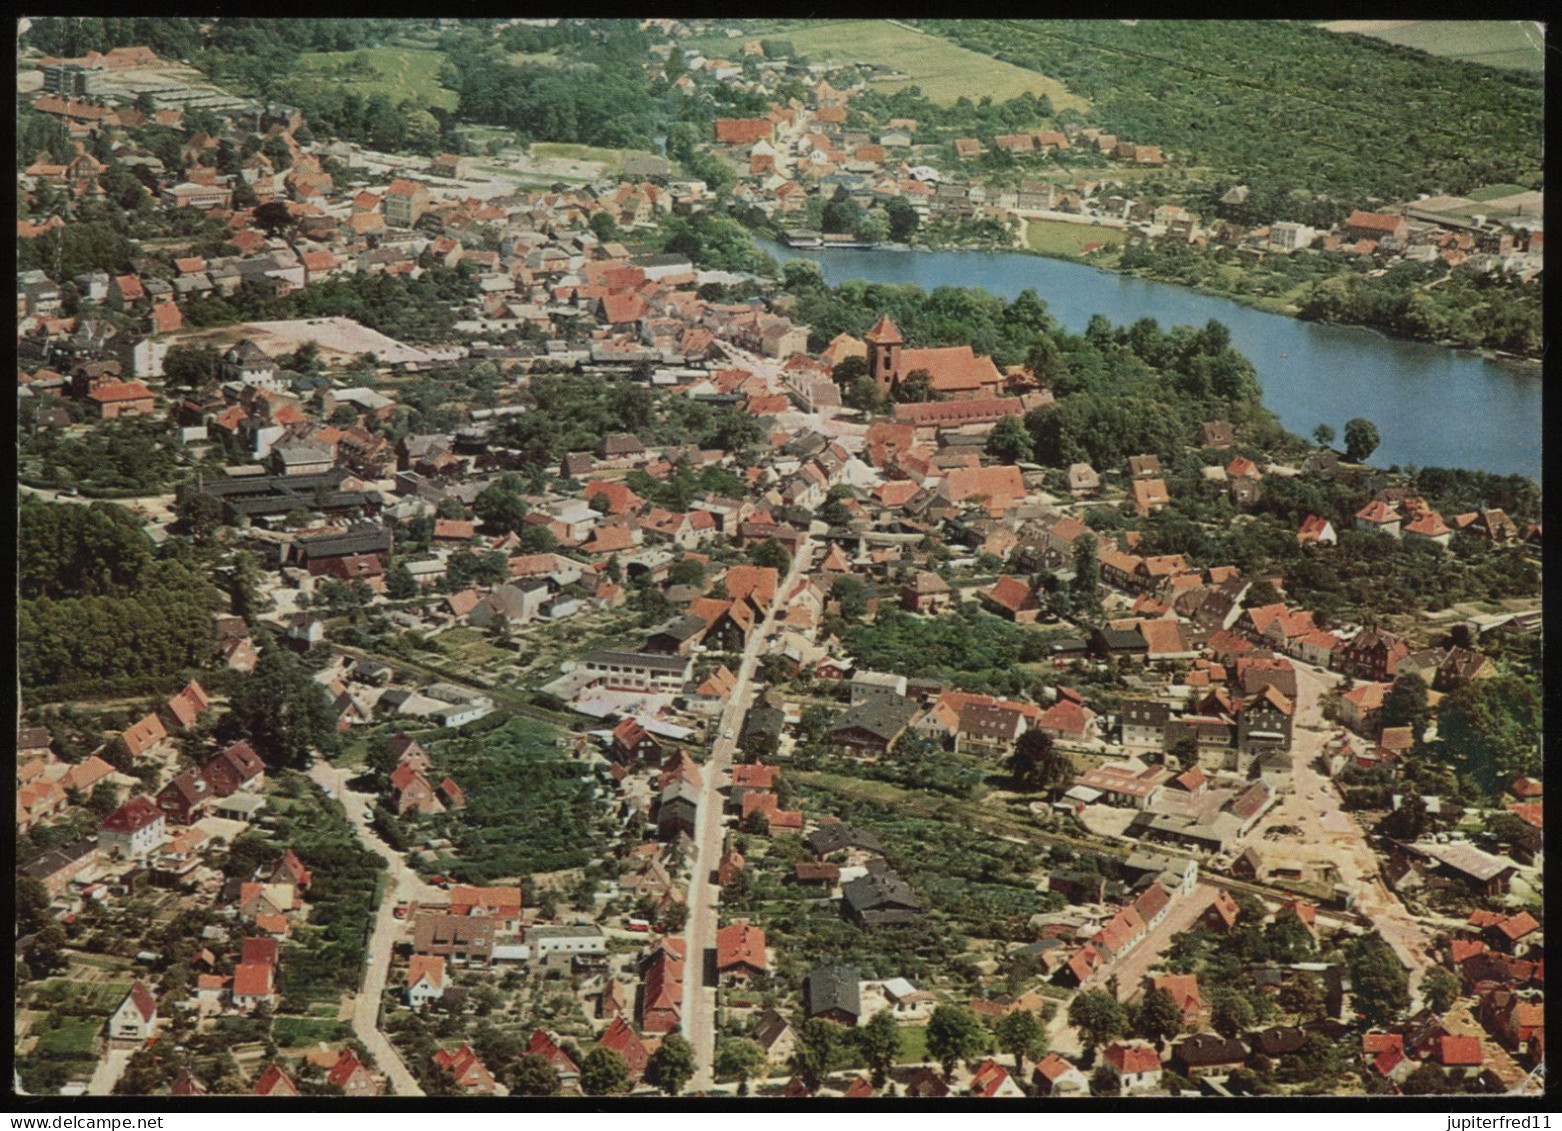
[1317,20,1546,72]
[772,20,1088,110]
[293,46,457,111]
[1024,218,1123,257]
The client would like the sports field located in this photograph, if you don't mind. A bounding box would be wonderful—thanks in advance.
[1318,21,1545,72]
[294,46,458,111]
[779,20,1088,110]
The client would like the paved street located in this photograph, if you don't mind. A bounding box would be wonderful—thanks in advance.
[85,1047,134,1096]
[1245,661,1434,1000]
[681,533,811,1091]
[1109,881,1221,1004]
[307,760,434,1096]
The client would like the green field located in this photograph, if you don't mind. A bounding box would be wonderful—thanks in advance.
[1318,20,1545,72]
[272,1016,346,1048]
[1467,182,1532,201]
[773,20,1088,110]
[294,46,458,111]
[31,1015,102,1058]
[1025,218,1122,256]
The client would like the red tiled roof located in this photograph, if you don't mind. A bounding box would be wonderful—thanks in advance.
[1437,1035,1483,1067]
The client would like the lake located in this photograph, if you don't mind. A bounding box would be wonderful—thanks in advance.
[758,240,1541,479]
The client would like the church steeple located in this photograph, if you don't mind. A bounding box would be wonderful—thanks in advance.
[864,315,903,395]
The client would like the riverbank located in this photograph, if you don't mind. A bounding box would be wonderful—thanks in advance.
[773,224,1542,366]
[755,236,1541,478]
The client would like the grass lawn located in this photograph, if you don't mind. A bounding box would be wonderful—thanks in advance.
[293,46,458,111]
[779,20,1088,110]
[31,1015,103,1058]
[1025,219,1123,256]
[508,51,560,66]
[1318,20,1545,72]
[896,1023,930,1064]
[272,1016,345,1048]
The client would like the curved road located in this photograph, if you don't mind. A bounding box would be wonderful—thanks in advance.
[680,533,812,1091]
[308,760,440,1096]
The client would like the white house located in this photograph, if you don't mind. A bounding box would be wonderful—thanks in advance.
[524,925,606,960]
[406,955,446,1009]
[99,797,167,860]
[107,982,158,1045]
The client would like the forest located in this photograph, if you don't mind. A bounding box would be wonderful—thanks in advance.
[917,20,1543,204]
[17,500,217,689]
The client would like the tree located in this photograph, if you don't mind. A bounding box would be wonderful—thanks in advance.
[646,1032,695,1096]
[1070,533,1101,620]
[844,374,883,413]
[926,1005,986,1078]
[1421,966,1461,1015]
[175,491,224,545]
[510,1053,559,1096]
[473,475,529,534]
[1278,972,1326,1021]
[520,525,558,554]
[162,343,221,388]
[1137,987,1184,1046]
[832,576,868,621]
[892,369,935,404]
[1343,418,1380,463]
[402,108,441,155]
[749,539,790,573]
[15,875,51,936]
[1381,673,1431,741]
[223,645,340,769]
[716,1038,767,1090]
[253,200,293,237]
[1006,728,1072,793]
[985,414,1033,464]
[885,195,919,242]
[1208,987,1257,1037]
[1312,423,1335,448]
[579,1046,630,1096]
[994,1010,1047,1078]
[1436,674,1541,793]
[1068,990,1124,1055]
[1350,932,1410,1025]
[859,1010,899,1086]
[385,565,418,600]
[788,1018,837,1091]
[832,355,869,389]
[1089,1064,1120,1096]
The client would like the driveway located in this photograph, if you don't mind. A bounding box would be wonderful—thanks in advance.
[85,1047,134,1096]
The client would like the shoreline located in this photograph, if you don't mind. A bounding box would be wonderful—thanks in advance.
[767,232,1544,369]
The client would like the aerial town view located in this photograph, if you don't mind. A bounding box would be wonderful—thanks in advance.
[11,16,1544,1107]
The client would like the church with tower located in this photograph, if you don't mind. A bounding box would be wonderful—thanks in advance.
[863,315,1009,400]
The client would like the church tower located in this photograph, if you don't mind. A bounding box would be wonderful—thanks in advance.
[864,315,903,396]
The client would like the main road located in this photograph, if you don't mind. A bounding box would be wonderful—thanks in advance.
[1243,660,1435,1001]
[680,532,812,1091]
[308,759,443,1096]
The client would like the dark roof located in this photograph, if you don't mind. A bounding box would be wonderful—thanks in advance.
[805,964,860,1018]
[648,614,708,644]
[842,870,922,916]
[806,823,885,857]
[296,525,391,560]
[830,698,920,742]
[1174,1033,1249,1067]
[740,705,786,743]
[1249,1026,1308,1058]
